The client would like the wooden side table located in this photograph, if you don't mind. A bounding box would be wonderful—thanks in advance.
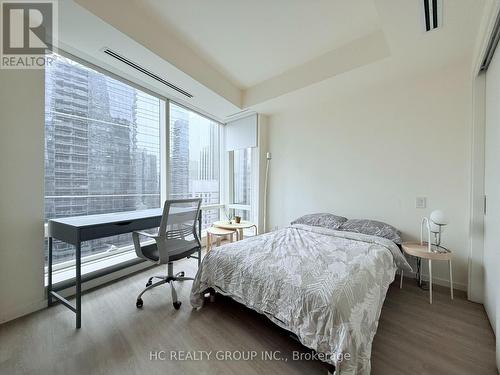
[401,242,453,304]
[212,220,257,241]
[206,227,236,252]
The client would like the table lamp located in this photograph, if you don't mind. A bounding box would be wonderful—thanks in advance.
[421,209,449,252]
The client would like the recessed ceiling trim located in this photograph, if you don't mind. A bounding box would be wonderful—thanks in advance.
[103,48,193,98]
[225,108,256,122]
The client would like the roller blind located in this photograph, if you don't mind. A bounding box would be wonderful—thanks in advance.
[225,114,258,151]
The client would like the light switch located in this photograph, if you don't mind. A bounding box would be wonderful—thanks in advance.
[416,197,427,209]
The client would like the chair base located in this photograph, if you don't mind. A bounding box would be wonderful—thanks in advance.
[136,263,193,310]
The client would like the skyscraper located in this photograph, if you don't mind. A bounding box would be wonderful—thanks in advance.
[169,104,190,200]
[169,103,221,228]
[44,55,161,265]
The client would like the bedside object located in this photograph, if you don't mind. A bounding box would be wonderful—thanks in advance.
[401,241,453,304]
[423,209,449,249]
[212,220,257,240]
[206,227,237,252]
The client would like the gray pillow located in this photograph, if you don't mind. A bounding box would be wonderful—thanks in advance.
[291,213,347,230]
[339,219,402,244]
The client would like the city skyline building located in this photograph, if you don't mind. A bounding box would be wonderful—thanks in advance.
[44,54,161,265]
[44,54,223,266]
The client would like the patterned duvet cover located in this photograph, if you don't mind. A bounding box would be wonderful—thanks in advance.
[191,224,411,374]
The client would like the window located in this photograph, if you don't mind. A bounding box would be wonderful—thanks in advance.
[232,148,252,206]
[228,148,253,222]
[169,102,221,229]
[44,54,163,267]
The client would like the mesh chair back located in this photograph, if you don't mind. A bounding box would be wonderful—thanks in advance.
[159,199,202,247]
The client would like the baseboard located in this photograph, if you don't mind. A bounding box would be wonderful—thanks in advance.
[400,270,467,291]
[0,299,47,325]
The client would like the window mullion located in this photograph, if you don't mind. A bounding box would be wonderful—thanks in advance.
[162,99,170,203]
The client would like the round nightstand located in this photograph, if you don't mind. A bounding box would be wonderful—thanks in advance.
[401,242,453,304]
[206,227,237,252]
[212,220,257,240]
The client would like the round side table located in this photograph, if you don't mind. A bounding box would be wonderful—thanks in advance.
[206,227,236,252]
[212,220,257,241]
[401,242,453,304]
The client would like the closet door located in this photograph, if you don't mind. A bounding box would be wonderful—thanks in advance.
[484,45,500,367]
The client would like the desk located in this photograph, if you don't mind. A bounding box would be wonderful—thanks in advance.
[48,207,202,328]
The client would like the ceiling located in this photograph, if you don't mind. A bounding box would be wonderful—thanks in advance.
[137,0,381,89]
[73,0,488,118]
[250,0,489,114]
[62,0,242,120]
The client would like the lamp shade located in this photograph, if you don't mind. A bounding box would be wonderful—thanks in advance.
[430,209,449,225]
[429,221,441,233]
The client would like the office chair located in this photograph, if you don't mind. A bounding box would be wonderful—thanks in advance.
[132,198,202,310]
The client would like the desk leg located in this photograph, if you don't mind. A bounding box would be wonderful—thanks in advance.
[76,242,81,329]
[48,237,53,306]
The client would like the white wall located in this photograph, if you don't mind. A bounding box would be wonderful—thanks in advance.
[484,39,500,368]
[0,69,46,323]
[266,61,473,289]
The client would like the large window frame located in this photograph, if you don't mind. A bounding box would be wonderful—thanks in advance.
[44,50,225,280]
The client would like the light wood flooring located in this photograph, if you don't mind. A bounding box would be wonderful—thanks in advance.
[0,254,497,375]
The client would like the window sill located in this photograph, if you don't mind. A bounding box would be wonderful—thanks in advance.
[44,249,144,287]
[45,234,209,289]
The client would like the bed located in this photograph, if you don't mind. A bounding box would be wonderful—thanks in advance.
[190,223,412,375]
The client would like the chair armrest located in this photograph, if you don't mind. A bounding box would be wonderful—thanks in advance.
[133,230,159,239]
[132,230,160,260]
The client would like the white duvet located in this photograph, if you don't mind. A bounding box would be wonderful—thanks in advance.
[191,224,412,374]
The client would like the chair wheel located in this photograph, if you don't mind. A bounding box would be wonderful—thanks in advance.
[173,301,182,310]
[136,298,143,308]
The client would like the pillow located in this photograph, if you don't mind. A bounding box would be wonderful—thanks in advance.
[291,213,347,230]
[339,219,402,244]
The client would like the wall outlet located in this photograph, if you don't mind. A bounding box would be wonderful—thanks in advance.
[416,197,427,209]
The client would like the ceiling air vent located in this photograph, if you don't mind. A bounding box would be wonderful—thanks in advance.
[103,48,193,98]
[422,0,442,32]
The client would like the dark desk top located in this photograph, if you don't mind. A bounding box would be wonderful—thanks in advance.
[49,208,164,228]
[48,207,197,243]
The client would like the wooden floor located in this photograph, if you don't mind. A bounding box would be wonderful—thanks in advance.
[0,254,497,375]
